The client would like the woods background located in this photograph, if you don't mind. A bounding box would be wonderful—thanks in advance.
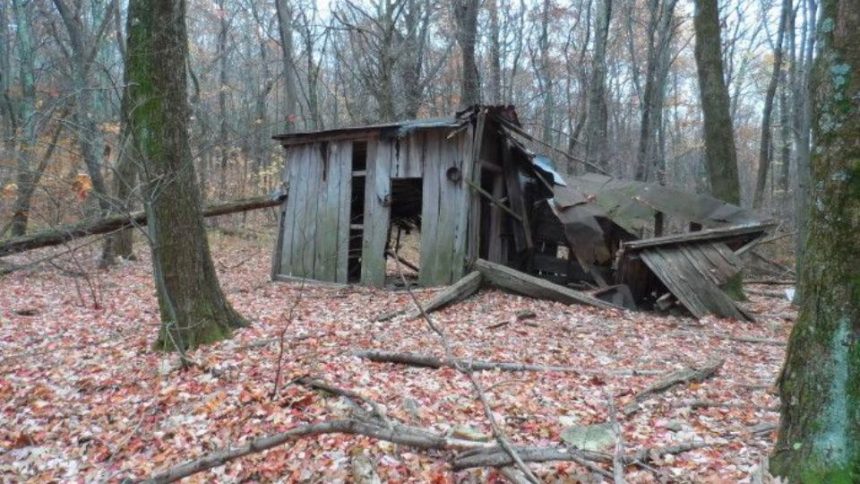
[0,0,811,240]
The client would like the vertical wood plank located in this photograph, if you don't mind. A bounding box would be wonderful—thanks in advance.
[313,142,340,281]
[299,145,322,277]
[419,131,443,285]
[465,121,481,265]
[487,172,505,262]
[281,145,310,276]
[335,141,353,283]
[450,127,472,282]
[360,140,391,286]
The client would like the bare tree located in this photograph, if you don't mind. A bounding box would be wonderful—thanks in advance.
[752,0,791,208]
[454,0,480,107]
[635,0,678,184]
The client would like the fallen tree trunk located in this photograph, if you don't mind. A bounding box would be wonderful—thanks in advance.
[0,194,285,257]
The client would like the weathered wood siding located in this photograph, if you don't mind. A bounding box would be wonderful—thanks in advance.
[360,140,392,286]
[419,129,474,286]
[277,141,352,282]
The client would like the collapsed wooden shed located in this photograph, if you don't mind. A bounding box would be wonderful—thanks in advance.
[271,106,771,320]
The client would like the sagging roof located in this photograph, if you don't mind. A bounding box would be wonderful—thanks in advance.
[272,117,465,145]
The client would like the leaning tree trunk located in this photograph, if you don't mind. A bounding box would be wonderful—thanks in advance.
[692,0,741,206]
[770,0,860,479]
[125,0,245,351]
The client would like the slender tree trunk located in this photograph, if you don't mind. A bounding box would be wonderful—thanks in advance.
[275,0,298,132]
[217,0,230,200]
[692,0,741,205]
[454,0,480,107]
[125,0,246,351]
[488,0,502,104]
[9,0,37,237]
[777,75,791,193]
[753,0,790,209]
[538,0,554,145]
[793,0,817,288]
[585,0,612,172]
[636,0,677,183]
[771,0,860,478]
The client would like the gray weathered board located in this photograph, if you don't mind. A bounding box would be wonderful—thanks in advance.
[639,242,748,320]
[419,128,474,286]
[474,259,621,310]
[277,141,352,283]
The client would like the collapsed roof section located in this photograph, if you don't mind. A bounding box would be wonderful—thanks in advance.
[486,109,772,320]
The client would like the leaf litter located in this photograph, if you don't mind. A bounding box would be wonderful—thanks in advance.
[0,234,793,482]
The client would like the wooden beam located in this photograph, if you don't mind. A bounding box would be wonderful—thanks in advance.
[465,179,522,222]
[405,270,482,319]
[473,259,621,310]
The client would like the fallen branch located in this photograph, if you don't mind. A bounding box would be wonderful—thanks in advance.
[452,441,715,470]
[1,194,285,257]
[715,333,786,346]
[143,417,493,484]
[354,350,583,373]
[623,358,724,416]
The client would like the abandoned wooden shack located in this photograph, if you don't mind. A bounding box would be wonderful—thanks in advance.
[271,106,772,320]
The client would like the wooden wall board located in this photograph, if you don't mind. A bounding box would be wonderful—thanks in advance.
[335,142,353,283]
[420,130,470,285]
[313,141,352,282]
[361,140,392,286]
[419,133,443,285]
[279,145,310,276]
[391,132,424,179]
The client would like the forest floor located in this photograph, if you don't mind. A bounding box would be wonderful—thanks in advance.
[0,232,794,482]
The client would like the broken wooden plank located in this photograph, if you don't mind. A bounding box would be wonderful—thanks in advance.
[406,271,482,319]
[474,259,621,310]
[620,223,773,252]
[623,358,724,416]
[639,245,747,320]
[501,140,533,252]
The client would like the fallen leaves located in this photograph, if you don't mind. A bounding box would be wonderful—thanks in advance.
[0,234,794,481]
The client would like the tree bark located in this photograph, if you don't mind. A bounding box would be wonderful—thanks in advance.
[454,0,481,107]
[584,0,612,172]
[9,0,38,237]
[275,0,298,132]
[753,0,790,209]
[771,0,860,479]
[692,0,741,205]
[487,0,502,104]
[125,0,246,351]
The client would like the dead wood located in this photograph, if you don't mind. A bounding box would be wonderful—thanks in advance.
[452,441,715,471]
[354,350,583,373]
[744,279,795,285]
[745,288,787,299]
[716,333,786,346]
[143,417,492,484]
[474,258,621,310]
[623,358,724,416]
[404,271,482,319]
[0,194,285,258]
